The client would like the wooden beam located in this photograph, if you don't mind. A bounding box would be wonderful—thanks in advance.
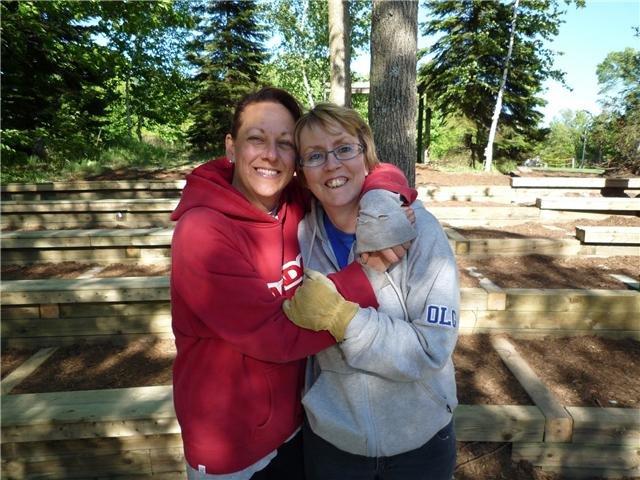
[0,347,58,395]
[575,226,640,245]
[453,404,544,442]
[512,176,640,189]
[1,180,185,193]
[512,442,640,474]
[567,406,640,446]
[491,336,573,443]
[0,276,169,305]
[536,197,640,212]
[1,198,178,213]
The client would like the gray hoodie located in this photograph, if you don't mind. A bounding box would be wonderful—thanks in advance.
[299,190,460,457]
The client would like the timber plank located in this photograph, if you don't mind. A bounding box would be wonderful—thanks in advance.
[1,314,172,337]
[512,442,640,472]
[491,336,573,443]
[1,347,58,395]
[536,197,640,212]
[504,289,640,313]
[453,404,544,442]
[1,227,173,249]
[1,434,183,460]
[511,177,640,189]
[567,407,640,446]
[1,180,185,192]
[0,276,169,305]
[575,226,640,245]
[0,198,178,213]
[464,309,639,331]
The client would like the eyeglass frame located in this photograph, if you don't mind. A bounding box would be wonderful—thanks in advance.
[298,143,364,168]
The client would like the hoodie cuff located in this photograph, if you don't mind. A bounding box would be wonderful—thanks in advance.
[328,261,379,309]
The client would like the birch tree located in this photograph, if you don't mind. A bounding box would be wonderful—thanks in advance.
[484,0,520,171]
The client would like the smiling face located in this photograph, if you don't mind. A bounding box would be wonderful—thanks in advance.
[299,122,368,222]
[226,101,297,213]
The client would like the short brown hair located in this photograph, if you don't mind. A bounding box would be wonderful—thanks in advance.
[231,87,303,139]
[294,103,380,171]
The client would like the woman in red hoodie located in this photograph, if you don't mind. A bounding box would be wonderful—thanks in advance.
[170,87,416,479]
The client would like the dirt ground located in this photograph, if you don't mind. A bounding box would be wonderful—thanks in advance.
[4,334,639,409]
[3,255,637,291]
[3,166,638,480]
[2,334,638,480]
[454,215,640,240]
[458,255,640,289]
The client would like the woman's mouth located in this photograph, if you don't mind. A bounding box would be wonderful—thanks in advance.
[256,167,279,178]
[325,177,348,189]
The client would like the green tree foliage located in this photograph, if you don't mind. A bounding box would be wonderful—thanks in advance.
[186,0,267,152]
[263,0,370,108]
[592,45,640,172]
[97,0,193,142]
[536,110,591,167]
[419,0,576,167]
[1,1,111,162]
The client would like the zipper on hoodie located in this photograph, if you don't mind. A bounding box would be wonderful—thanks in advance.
[363,375,379,457]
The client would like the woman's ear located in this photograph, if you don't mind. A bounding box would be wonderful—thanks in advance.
[225,134,235,162]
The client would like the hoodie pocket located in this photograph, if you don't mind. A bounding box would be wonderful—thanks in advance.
[248,367,272,430]
[418,380,451,412]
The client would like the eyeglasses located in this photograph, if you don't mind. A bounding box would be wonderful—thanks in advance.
[299,143,364,168]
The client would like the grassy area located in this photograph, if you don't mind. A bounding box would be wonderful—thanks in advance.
[1,137,213,184]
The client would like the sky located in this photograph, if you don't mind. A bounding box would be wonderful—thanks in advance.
[352,0,639,126]
[540,0,639,125]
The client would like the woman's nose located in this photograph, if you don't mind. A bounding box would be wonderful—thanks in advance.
[262,141,278,161]
[324,152,342,170]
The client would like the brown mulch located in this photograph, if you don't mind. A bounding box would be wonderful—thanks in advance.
[455,215,640,240]
[3,333,638,480]
[3,257,636,291]
[458,255,639,290]
[0,348,36,379]
[1,262,170,280]
[510,336,640,408]
[4,334,638,411]
[9,338,175,394]
[84,165,194,181]
[454,334,532,405]
[416,166,511,186]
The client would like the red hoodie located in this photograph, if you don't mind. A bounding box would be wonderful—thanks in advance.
[170,157,416,474]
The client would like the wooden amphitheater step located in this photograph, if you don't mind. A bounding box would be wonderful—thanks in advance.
[1,179,185,201]
[1,227,173,264]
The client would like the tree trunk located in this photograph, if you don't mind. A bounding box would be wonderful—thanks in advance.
[125,74,132,137]
[484,0,520,172]
[328,0,351,107]
[369,0,418,186]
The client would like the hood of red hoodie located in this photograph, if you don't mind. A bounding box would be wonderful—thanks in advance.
[171,157,294,223]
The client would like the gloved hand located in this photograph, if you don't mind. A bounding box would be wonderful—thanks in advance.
[283,269,359,342]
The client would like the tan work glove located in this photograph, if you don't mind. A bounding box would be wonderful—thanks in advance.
[283,269,359,342]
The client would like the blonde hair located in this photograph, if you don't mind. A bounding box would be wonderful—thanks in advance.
[294,103,380,171]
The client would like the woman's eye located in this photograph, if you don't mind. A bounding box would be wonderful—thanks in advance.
[336,145,354,154]
[307,152,324,162]
[279,141,294,150]
[248,136,264,144]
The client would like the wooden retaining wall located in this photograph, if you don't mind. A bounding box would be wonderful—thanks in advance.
[1,228,172,265]
[2,227,638,267]
[3,199,630,230]
[1,180,185,201]
[2,277,638,347]
[1,339,638,479]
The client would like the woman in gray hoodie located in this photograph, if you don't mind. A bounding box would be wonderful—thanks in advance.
[283,103,460,480]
